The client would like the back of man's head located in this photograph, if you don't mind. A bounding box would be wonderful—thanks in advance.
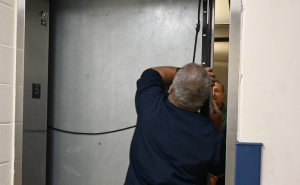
[170,63,211,111]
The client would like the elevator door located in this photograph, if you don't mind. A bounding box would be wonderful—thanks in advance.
[47,0,203,184]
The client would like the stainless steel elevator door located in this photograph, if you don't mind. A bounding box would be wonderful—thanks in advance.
[47,0,203,184]
[48,0,202,133]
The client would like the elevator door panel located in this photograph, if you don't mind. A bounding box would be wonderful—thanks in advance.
[47,129,135,185]
[48,0,202,133]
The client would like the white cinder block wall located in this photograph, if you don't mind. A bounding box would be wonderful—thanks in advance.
[0,0,19,185]
[239,0,300,184]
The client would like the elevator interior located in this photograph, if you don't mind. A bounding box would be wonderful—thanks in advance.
[21,0,232,184]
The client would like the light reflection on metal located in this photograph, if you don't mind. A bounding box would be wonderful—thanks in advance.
[226,0,242,184]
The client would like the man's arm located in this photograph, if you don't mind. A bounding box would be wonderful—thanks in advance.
[151,66,215,86]
[151,67,178,86]
[209,101,225,182]
[209,100,222,130]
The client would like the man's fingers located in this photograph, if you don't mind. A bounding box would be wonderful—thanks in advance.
[205,67,213,72]
[205,67,216,87]
[210,101,218,114]
[211,100,222,116]
[210,76,215,82]
[208,72,216,78]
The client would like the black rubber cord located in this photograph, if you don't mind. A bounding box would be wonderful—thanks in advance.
[192,0,202,63]
[47,125,136,135]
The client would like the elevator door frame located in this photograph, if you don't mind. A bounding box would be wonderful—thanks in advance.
[20,0,242,184]
[225,0,242,184]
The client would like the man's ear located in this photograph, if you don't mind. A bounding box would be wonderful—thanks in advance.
[168,85,173,94]
[222,91,225,99]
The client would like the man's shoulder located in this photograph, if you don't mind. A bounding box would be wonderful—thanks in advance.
[220,104,227,114]
[135,69,166,113]
[137,69,163,87]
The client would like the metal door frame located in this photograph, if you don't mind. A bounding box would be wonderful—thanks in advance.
[226,0,242,184]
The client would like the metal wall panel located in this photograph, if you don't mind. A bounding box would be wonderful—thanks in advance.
[23,0,49,184]
[22,132,47,184]
[48,0,203,133]
[47,129,134,185]
[24,0,49,131]
[225,0,241,184]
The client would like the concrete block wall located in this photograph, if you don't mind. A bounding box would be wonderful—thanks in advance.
[0,0,18,185]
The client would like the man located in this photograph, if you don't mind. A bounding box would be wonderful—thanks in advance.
[124,63,225,185]
[210,80,227,185]
[212,80,227,139]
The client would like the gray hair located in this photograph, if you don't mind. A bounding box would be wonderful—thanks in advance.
[170,63,211,110]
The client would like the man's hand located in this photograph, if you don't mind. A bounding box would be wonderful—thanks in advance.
[210,174,225,185]
[210,175,218,185]
[209,100,222,130]
[205,67,216,87]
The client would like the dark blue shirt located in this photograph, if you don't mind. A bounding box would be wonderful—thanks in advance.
[124,69,225,185]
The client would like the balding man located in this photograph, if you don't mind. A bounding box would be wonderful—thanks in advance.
[124,63,225,185]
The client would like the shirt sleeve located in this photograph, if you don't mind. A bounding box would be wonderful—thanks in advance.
[135,69,166,114]
[208,131,226,176]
